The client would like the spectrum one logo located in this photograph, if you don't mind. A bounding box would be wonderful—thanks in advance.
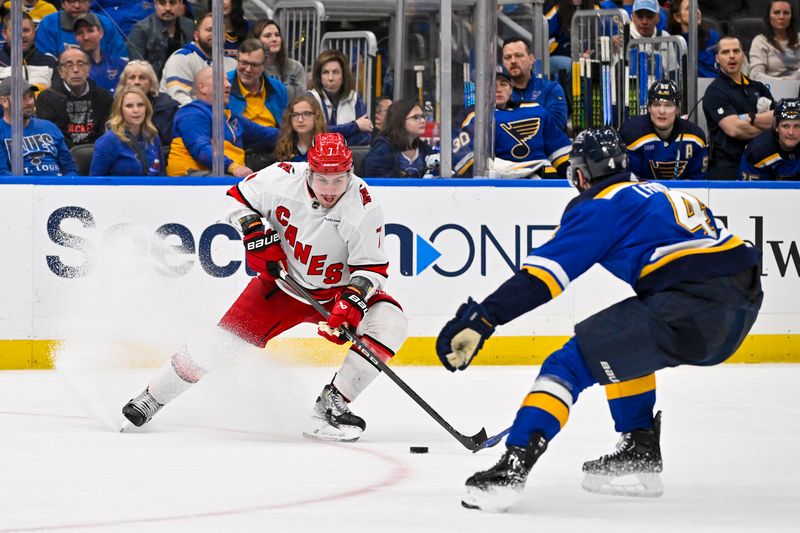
[385,223,557,277]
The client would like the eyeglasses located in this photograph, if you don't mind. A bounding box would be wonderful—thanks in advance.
[59,60,90,70]
[238,59,265,70]
[406,114,426,122]
[290,111,315,120]
[62,0,90,4]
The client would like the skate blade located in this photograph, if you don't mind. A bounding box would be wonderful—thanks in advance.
[582,472,664,498]
[302,417,362,443]
[461,484,519,513]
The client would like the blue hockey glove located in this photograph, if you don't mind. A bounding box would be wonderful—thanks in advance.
[436,297,496,372]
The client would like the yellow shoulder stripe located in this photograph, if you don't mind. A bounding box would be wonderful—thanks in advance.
[626,133,659,150]
[594,181,638,200]
[755,153,781,168]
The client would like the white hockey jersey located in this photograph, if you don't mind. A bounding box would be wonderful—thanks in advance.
[226,162,389,300]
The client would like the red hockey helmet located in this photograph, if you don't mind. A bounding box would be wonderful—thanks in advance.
[307,133,353,173]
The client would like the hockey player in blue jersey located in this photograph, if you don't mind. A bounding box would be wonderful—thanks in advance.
[739,98,800,181]
[620,80,708,180]
[436,128,763,512]
[453,66,571,178]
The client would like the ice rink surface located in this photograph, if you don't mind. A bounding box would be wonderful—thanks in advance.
[1,363,798,533]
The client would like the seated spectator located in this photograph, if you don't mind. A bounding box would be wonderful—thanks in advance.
[308,49,373,146]
[273,95,326,163]
[1,0,56,27]
[36,47,113,147]
[90,86,163,176]
[363,100,437,178]
[35,0,127,59]
[159,12,238,106]
[626,0,678,73]
[600,0,669,31]
[116,60,179,164]
[372,94,392,140]
[669,0,720,78]
[501,37,568,131]
[252,18,307,101]
[127,0,195,81]
[740,98,800,180]
[91,0,155,37]
[619,79,708,180]
[72,13,126,93]
[227,38,288,170]
[703,36,775,179]
[167,67,278,177]
[749,1,800,82]
[0,78,76,175]
[223,0,250,59]
[453,67,572,178]
[0,12,57,89]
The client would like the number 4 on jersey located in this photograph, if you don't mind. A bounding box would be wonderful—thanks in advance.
[665,190,717,238]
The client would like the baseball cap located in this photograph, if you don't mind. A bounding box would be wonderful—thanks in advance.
[0,77,39,97]
[72,13,101,30]
[495,65,512,81]
[632,0,660,13]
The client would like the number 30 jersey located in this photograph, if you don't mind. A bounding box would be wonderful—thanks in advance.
[225,162,389,297]
[482,172,761,325]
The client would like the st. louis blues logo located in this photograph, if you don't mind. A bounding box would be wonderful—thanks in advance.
[649,160,688,179]
[500,117,541,159]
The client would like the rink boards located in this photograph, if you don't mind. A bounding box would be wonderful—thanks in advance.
[1,177,798,369]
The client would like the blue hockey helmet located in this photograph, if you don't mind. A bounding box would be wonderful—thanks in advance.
[568,127,627,187]
[773,98,800,130]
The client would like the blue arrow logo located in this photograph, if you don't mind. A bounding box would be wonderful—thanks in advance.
[415,234,442,275]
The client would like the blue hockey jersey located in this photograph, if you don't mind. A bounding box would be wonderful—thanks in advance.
[481,173,760,325]
[455,101,572,177]
[619,115,708,180]
[739,129,800,180]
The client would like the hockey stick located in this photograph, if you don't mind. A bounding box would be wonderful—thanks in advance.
[278,270,489,451]
[472,426,511,453]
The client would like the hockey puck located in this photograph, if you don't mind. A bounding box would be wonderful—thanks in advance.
[409,446,429,454]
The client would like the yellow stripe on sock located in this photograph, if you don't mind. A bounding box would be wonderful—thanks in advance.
[520,392,570,428]
[604,373,656,400]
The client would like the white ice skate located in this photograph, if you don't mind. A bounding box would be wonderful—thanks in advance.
[302,384,365,442]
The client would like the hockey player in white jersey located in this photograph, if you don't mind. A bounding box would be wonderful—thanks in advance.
[122,133,408,441]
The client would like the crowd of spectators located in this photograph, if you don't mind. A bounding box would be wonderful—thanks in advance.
[0,0,797,180]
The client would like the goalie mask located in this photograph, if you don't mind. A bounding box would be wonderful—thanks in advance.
[568,127,627,187]
[307,133,353,208]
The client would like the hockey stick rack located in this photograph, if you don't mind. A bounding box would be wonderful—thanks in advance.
[278,269,489,451]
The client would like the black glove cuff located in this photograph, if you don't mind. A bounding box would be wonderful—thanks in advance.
[342,289,368,318]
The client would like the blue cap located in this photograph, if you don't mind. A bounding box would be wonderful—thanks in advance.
[632,0,659,13]
[495,65,512,81]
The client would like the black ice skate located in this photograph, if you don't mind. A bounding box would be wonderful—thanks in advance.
[462,432,548,512]
[122,388,164,428]
[582,411,663,497]
[302,384,366,442]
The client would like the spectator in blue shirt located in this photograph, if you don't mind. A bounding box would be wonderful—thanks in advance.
[501,37,568,131]
[668,0,720,78]
[90,86,164,176]
[0,78,77,176]
[35,0,128,59]
[72,13,126,93]
[363,100,437,178]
